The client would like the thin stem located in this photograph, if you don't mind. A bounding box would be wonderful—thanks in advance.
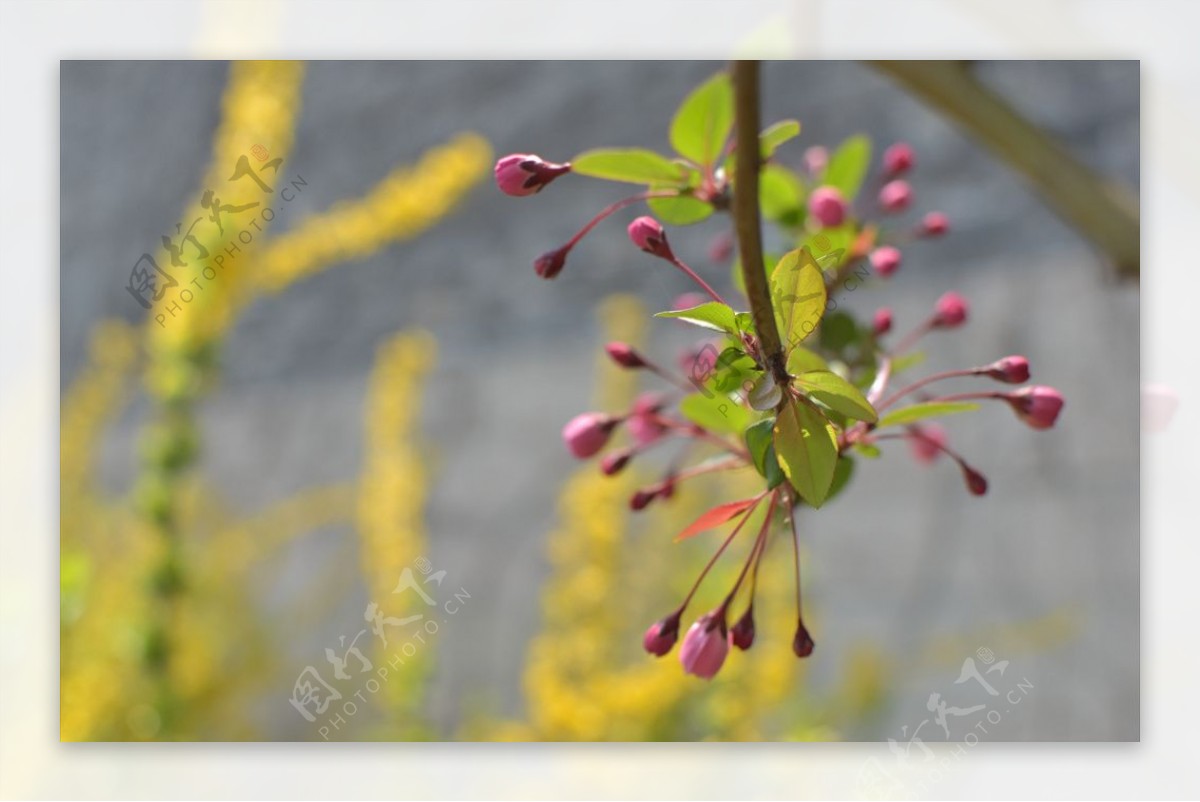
[723,490,777,609]
[680,491,768,609]
[565,190,679,249]
[673,455,746,481]
[877,367,982,411]
[924,390,1005,405]
[669,256,728,306]
[786,491,804,618]
[732,60,789,391]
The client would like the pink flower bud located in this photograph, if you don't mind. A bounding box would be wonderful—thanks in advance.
[600,449,633,476]
[792,621,815,658]
[628,392,669,447]
[630,488,658,511]
[1006,385,1064,430]
[534,245,570,279]
[628,216,674,260]
[872,307,894,336]
[643,611,682,656]
[908,423,946,465]
[870,246,902,277]
[963,465,989,496]
[729,607,756,650]
[561,412,617,458]
[883,142,915,175]
[803,146,829,175]
[984,355,1031,384]
[920,211,949,237]
[879,179,912,212]
[807,186,848,227]
[932,291,969,328]
[605,341,646,369]
[679,611,729,679]
[493,154,570,196]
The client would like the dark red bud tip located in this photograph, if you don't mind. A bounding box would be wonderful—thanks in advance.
[630,488,658,511]
[883,142,915,175]
[963,465,989,496]
[985,355,1031,384]
[494,153,570,197]
[920,211,949,237]
[643,611,682,656]
[600,449,632,476]
[627,216,674,260]
[872,307,893,336]
[879,179,913,213]
[562,412,618,459]
[1006,385,1064,430]
[605,341,647,369]
[792,622,815,658]
[534,245,570,279]
[932,291,969,328]
[729,607,756,651]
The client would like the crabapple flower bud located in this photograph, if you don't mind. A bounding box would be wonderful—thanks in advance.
[628,392,668,447]
[803,145,828,175]
[879,180,912,212]
[963,465,989,496]
[628,216,674,260]
[534,245,570,280]
[561,412,617,458]
[1006,385,1064,430]
[932,291,969,328]
[494,154,570,196]
[808,186,848,227]
[729,607,756,650]
[605,341,646,369]
[792,621,815,658]
[679,611,729,679]
[872,307,893,336]
[643,610,682,656]
[920,211,949,237]
[870,246,902,277]
[883,142,915,175]
[908,423,947,465]
[984,355,1031,384]
[600,449,633,476]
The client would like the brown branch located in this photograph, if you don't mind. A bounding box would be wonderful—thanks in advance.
[732,60,790,389]
[869,60,1140,279]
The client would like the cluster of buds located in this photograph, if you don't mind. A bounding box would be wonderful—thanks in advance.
[498,85,1065,681]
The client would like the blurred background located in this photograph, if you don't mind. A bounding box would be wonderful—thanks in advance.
[59,60,1138,742]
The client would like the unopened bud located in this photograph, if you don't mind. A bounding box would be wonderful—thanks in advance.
[494,153,570,196]
[870,246,902,277]
[628,216,674,260]
[872,307,893,336]
[792,621,815,658]
[1006,385,1064,430]
[919,211,949,237]
[932,291,968,328]
[983,355,1031,384]
[883,142,915,175]
[600,449,633,476]
[534,245,570,279]
[729,607,756,650]
[879,179,912,212]
[605,341,646,369]
[561,412,618,458]
[807,186,848,227]
[963,465,989,496]
[643,610,682,656]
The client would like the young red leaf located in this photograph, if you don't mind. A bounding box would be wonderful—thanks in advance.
[674,497,759,542]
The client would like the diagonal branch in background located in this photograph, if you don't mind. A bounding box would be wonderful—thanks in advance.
[869,60,1140,280]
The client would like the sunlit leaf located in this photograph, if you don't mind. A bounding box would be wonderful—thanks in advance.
[759,119,801,158]
[795,370,878,423]
[674,497,759,542]
[759,164,805,224]
[770,247,827,352]
[877,401,980,429]
[647,192,714,224]
[571,148,690,185]
[786,347,829,375]
[774,397,839,507]
[670,72,734,167]
[679,392,752,435]
[655,302,738,334]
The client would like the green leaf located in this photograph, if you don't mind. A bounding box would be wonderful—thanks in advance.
[759,164,805,224]
[854,442,881,459]
[647,193,714,225]
[773,397,839,508]
[821,135,872,199]
[877,401,980,429]
[890,350,927,376]
[802,225,854,273]
[745,419,786,490]
[679,392,752,435]
[571,148,690,185]
[655,302,738,334]
[795,370,878,423]
[818,310,861,353]
[770,247,827,352]
[786,347,829,375]
[759,119,801,158]
[670,72,734,167]
[826,456,856,503]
